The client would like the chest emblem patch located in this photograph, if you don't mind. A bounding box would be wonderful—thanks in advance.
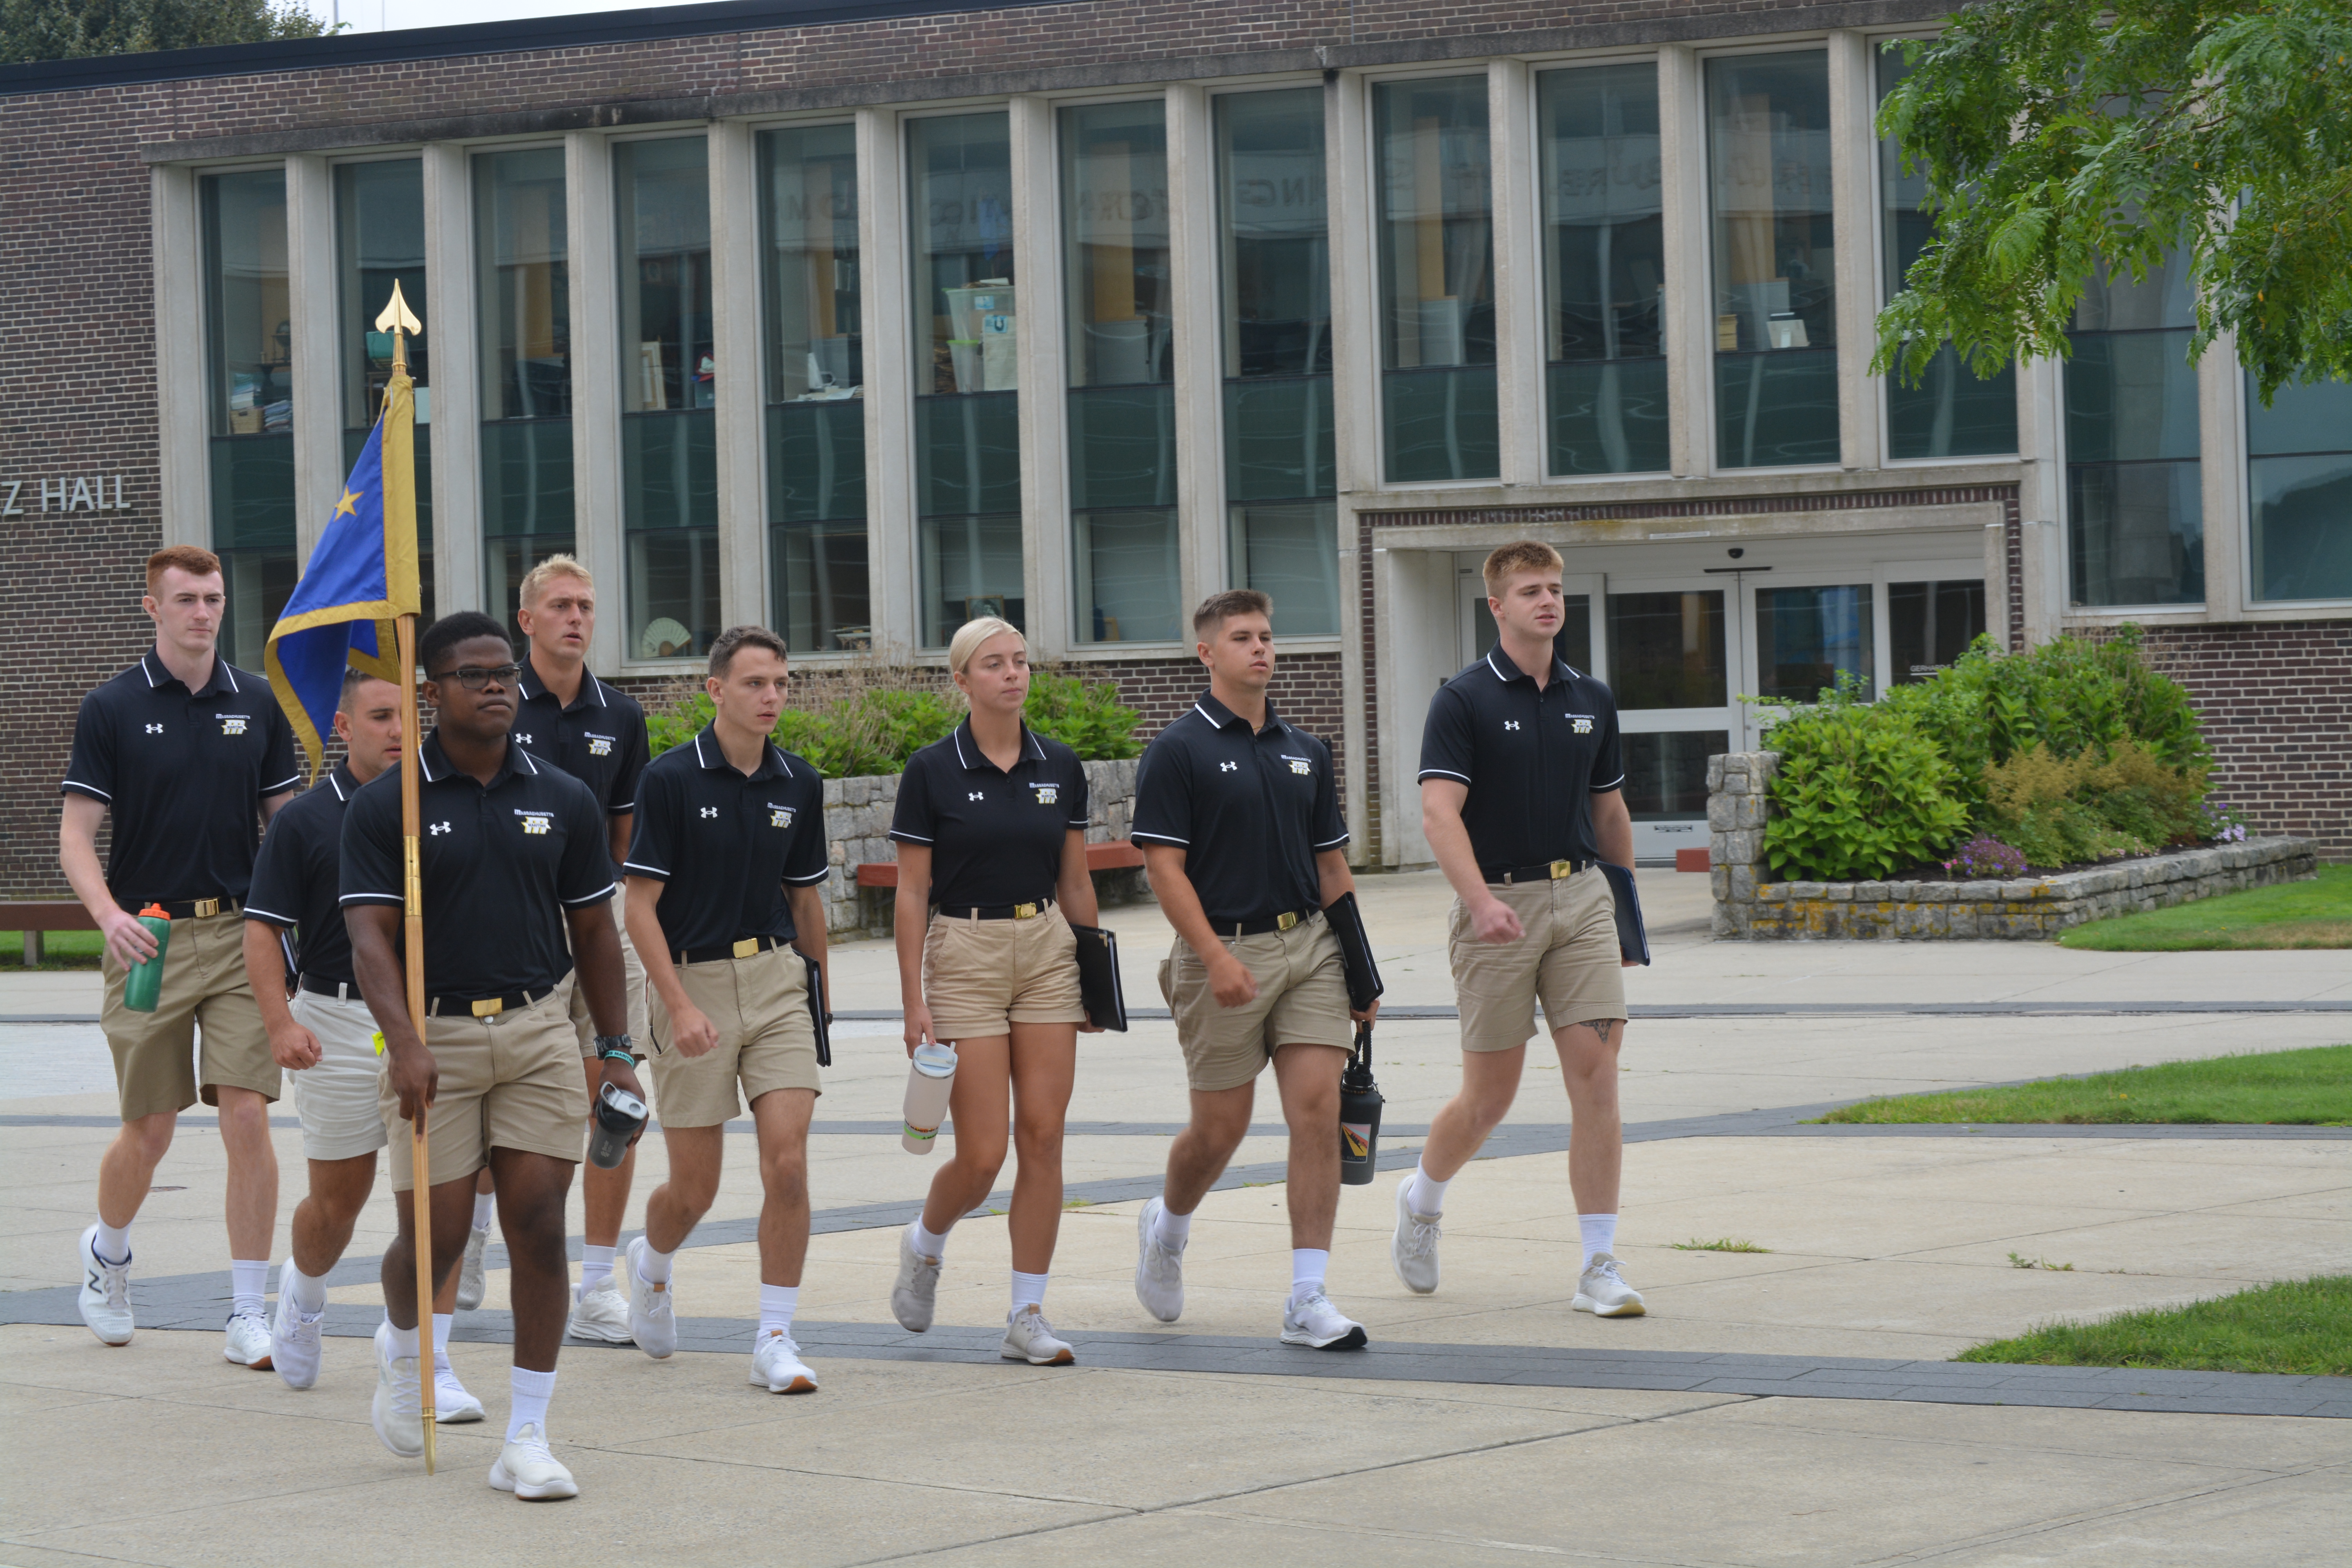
[516,810,553,836]
[769,805,795,828]
[586,734,615,757]
[1289,760,1312,776]
[1033,783,1059,806]
[1569,715,1594,734]
[428,821,451,836]
[219,715,249,737]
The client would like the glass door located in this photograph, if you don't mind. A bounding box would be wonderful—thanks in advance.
[1604,579,1737,864]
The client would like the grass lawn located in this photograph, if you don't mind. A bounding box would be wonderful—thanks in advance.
[1959,1275,2352,1377]
[1815,1044,2352,1125]
[0,929,104,971]
[2058,865,2352,951]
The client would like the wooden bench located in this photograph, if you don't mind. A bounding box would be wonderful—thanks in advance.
[0,900,100,965]
[857,839,1145,889]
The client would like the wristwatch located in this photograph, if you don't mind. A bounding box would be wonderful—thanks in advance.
[594,1033,637,1065]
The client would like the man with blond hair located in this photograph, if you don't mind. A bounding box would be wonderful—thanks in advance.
[61,545,302,1359]
[1401,539,1644,1316]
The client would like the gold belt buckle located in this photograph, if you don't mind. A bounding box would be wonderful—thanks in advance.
[732,937,760,959]
[192,897,220,918]
[1276,910,1300,931]
[1550,860,1573,880]
[470,997,504,1018]
[1013,902,1039,920]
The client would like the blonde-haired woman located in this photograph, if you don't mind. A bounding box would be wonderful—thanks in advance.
[887,617,1101,1364]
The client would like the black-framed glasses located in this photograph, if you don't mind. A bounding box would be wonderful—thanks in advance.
[433,663,522,690]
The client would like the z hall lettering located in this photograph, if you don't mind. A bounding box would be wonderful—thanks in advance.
[3,477,132,515]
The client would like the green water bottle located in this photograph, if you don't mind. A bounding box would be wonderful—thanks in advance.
[122,903,172,1014]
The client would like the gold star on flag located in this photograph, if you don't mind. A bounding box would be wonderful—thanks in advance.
[332,488,362,519]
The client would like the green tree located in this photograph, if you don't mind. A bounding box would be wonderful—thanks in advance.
[1873,0,2352,404]
[2,0,326,62]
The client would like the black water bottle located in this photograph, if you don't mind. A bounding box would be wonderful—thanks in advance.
[1339,1021,1382,1186]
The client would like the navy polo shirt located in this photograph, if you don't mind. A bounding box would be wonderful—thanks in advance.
[890,719,1089,909]
[622,725,829,953]
[1417,647,1625,873]
[1129,691,1346,926]
[245,764,365,987]
[340,731,614,998]
[61,651,302,906]
[512,658,650,845]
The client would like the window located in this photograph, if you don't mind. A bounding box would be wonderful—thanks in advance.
[1064,99,1178,644]
[1708,52,1838,468]
[615,136,718,661]
[1539,62,1668,476]
[335,159,433,624]
[909,112,1023,646]
[2066,254,2201,606]
[1876,50,2016,459]
[474,147,573,636]
[201,168,296,666]
[760,124,868,652]
[2246,376,2352,603]
[1888,579,1986,681]
[1606,590,1726,709]
[1217,88,1336,635]
[1374,76,1498,482]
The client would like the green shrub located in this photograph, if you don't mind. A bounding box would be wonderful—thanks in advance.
[1759,678,1969,881]
[1024,671,1143,760]
[1980,739,2207,868]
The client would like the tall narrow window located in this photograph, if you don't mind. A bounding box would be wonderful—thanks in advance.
[1374,76,1498,483]
[1063,99,1177,644]
[2246,376,2352,603]
[909,113,1022,646]
[475,147,572,635]
[1708,52,1838,468]
[336,159,434,624]
[1217,89,1336,635]
[1539,63,1668,476]
[1877,51,2015,458]
[2066,254,2201,606]
[761,124,867,653]
[201,168,296,666]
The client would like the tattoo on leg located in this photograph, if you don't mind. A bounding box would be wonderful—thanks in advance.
[1583,1020,1613,1050]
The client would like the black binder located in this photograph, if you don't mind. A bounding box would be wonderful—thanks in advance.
[1322,891,1385,1012]
[1598,862,1651,967]
[1068,923,1129,1031]
[802,953,832,1066]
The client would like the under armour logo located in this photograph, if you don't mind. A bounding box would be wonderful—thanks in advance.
[515,732,533,746]
[1218,761,1238,773]
[428,821,451,835]
[967,791,985,802]
[1503,720,1521,731]
[144,723,164,735]
[701,806,719,819]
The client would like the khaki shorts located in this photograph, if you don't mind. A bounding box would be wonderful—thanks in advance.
[647,943,823,1127]
[100,910,276,1121]
[568,915,650,1057]
[1450,871,1627,1052]
[379,982,587,1192]
[1158,916,1352,1093]
[922,905,1086,1042]
[288,989,389,1161]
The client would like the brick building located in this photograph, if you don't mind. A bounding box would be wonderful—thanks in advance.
[2,0,2345,901]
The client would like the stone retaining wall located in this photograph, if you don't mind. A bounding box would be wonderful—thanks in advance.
[1707,752,2319,940]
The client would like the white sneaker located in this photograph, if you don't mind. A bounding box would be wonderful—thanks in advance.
[434,1361,485,1423]
[272,1286,323,1390]
[1391,1182,1442,1295]
[1134,1199,1185,1323]
[1280,1289,1368,1350]
[623,1237,676,1359]
[890,1224,942,1334]
[455,1225,490,1312]
[223,1310,274,1370]
[750,1330,819,1394]
[1572,1252,1646,1318]
[488,1422,577,1500]
[1001,1305,1076,1366]
[76,1225,133,1347]
[566,1274,633,1344]
[369,1323,425,1458]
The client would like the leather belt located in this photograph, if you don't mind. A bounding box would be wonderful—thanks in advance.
[673,934,791,967]
[123,897,239,920]
[298,975,363,1003]
[1483,858,1592,885]
[1220,907,1314,939]
[426,982,559,1018]
[936,895,1056,922]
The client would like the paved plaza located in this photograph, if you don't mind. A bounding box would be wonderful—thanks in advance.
[2,870,2346,1564]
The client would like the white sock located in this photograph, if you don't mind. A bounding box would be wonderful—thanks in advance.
[1579,1213,1619,1269]
[1153,1203,1192,1251]
[383,1316,420,1361]
[507,1366,555,1442]
[283,1262,328,1314]
[431,1312,454,1370]
[638,1242,675,1285]
[579,1244,616,1295]
[1406,1161,1450,1217]
[759,1283,798,1339]
[471,1193,495,1231]
[1289,1249,1329,1306]
[1011,1270,1049,1313]
[909,1218,949,1260]
[94,1218,131,1264]
[230,1259,269,1319]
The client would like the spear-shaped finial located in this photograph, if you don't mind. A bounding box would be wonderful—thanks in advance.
[374,279,425,375]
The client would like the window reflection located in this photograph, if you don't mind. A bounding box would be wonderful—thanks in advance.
[474,147,573,636]
[1888,579,1986,682]
[202,168,296,666]
[1375,76,1498,482]
[2246,375,2352,603]
[1622,731,1727,818]
[336,159,433,624]
[1606,591,1726,709]
[1753,584,1873,701]
[2066,252,2202,606]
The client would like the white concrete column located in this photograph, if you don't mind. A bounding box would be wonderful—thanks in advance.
[1010,94,1069,658]
[152,165,209,550]
[2197,334,2246,620]
[1329,71,1380,495]
[1657,45,1710,479]
[286,154,341,564]
[1167,82,1224,611]
[1489,58,1544,488]
[2016,349,2067,641]
[710,118,766,632]
[1828,30,1882,474]
[422,142,481,614]
[858,107,916,664]
[565,130,626,673]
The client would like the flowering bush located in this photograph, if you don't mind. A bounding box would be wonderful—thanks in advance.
[2199,798,2249,844]
[1942,835,2028,878]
